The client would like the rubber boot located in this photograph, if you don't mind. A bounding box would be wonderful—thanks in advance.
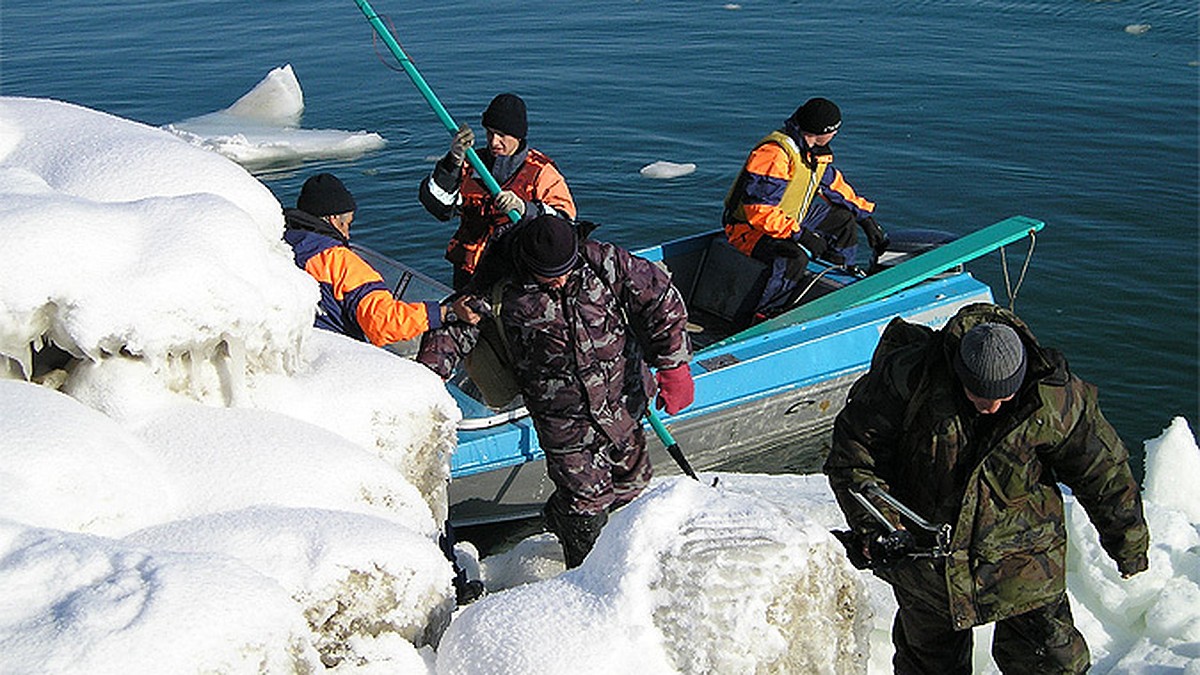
[543,500,609,569]
[440,525,485,605]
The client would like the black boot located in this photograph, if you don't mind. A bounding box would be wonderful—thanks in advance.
[542,499,609,569]
[441,524,485,605]
[454,578,486,605]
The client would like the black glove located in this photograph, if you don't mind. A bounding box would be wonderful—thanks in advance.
[861,216,890,258]
[797,229,829,260]
[831,529,871,570]
[867,529,918,568]
[750,236,806,263]
[749,237,811,283]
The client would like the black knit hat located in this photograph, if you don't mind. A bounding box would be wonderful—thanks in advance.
[953,323,1028,399]
[519,215,578,278]
[297,173,356,217]
[481,93,528,139]
[790,97,842,135]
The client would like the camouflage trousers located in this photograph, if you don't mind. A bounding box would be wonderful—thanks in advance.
[887,559,1089,674]
[544,424,652,516]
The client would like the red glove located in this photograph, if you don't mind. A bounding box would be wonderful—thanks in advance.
[655,365,694,415]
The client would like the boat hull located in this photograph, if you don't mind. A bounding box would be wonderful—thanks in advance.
[448,274,994,526]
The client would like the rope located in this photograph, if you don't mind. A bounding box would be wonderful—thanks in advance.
[790,264,843,308]
[999,228,1037,311]
[371,14,409,73]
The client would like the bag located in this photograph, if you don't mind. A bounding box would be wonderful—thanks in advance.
[464,321,521,409]
[463,280,521,409]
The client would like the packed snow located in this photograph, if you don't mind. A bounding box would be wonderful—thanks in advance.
[1,95,1197,674]
[163,64,387,172]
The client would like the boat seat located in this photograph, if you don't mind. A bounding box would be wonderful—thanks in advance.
[689,237,768,326]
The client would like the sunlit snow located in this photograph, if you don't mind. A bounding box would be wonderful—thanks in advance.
[1,94,1198,674]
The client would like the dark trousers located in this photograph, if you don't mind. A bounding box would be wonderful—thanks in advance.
[891,583,1089,674]
[544,425,651,515]
[756,205,862,314]
[809,203,860,264]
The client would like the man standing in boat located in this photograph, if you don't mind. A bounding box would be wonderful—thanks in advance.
[723,97,890,315]
[824,302,1148,673]
[283,173,475,345]
[418,214,695,568]
[419,93,576,290]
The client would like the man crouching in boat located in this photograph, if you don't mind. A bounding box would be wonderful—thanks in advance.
[824,303,1148,673]
[418,215,695,568]
[723,97,890,316]
[282,173,476,344]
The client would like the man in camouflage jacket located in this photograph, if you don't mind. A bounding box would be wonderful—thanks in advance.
[824,302,1148,673]
[419,215,694,567]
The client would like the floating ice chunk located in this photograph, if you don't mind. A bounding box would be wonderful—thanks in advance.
[640,160,697,179]
[1124,24,1151,35]
[222,63,305,126]
[165,64,386,172]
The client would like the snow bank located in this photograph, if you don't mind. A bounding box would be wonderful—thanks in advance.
[0,96,314,382]
[438,479,870,674]
[0,520,324,673]
[126,506,453,666]
[0,380,176,537]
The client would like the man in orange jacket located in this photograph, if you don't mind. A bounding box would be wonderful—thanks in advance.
[284,173,475,345]
[419,93,576,290]
[723,98,890,315]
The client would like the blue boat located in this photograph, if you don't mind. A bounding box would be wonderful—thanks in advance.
[362,216,1044,526]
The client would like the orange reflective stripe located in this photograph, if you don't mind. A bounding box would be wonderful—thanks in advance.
[355,289,431,346]
[828,169,876,212]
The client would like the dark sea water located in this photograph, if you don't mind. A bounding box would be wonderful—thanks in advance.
[2,0,1197,462]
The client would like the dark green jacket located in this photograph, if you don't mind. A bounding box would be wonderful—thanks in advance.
[824,303,1148,629]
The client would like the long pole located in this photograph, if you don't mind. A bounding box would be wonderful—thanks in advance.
[647,409,700,481]
[351,0,520,223]
[351,0,698,481]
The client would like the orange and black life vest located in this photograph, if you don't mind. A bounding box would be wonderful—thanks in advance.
[445,148,574,274]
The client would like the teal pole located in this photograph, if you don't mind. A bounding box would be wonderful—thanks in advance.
[351,0,694,478]
[647,408,699,481]
[351,0,521,223]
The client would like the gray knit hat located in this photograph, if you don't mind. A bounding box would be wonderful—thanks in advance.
[953,323,1027,399]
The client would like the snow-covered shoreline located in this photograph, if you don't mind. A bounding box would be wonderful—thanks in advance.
[2,95,1197,674]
